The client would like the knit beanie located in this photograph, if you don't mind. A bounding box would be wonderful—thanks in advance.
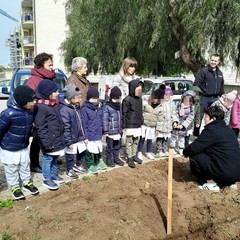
[86,87,99,100]
[37,79,58,99]
[63,83,81,100]
[110,86,122,100]
[152,88,165,99]
[226,90,237,102]
[165,86,173,94]
[14,85,36,107]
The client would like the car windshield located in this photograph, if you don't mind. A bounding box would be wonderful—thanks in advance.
[12,71,67,91]
[151,80,193,95]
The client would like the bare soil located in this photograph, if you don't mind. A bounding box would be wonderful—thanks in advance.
[0,157,240,240]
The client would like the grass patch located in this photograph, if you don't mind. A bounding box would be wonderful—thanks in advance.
[0,199,13,209]
[82,176,91,181]
[0,231,11,240]
[135,217,142,225]
[53,214,62,224]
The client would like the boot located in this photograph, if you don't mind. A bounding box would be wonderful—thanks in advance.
[106,159,115,168]
[133,155,143,164]
[126,157,136,168]
[114,158,125,166]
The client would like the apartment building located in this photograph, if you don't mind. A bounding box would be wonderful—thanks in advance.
[20,0,68,71]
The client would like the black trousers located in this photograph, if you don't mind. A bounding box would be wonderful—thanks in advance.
[30,134,41,168]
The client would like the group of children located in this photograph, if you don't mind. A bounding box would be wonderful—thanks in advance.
[1,77,239,199]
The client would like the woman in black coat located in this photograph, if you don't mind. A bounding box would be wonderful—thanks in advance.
[183,105,240,191]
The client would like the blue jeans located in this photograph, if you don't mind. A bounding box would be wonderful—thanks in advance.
[42,154,58,181]
[137,137,152,153]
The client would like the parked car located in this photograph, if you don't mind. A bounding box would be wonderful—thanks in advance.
[1,68,67,99]
[0,79,11,98]
[142,76,194,105]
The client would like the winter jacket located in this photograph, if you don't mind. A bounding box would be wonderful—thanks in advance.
[102,102,122,135]
[229,96,240,129]
[67,71,91,106]
[60,100,85,147]
[26,66,56,90]
[81,101,103,141]
[34,99,65,154]
[211,98,232,125]
[122,79,144,129]
[194,65,224,97]
[112,74,135,100]
[156,100,176,133]
[183,120,240,183]
[0,96,34,151]
[142,97,162,128]
[172,90,195,137]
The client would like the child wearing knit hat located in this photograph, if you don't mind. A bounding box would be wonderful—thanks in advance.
[211,90,237,125]
[81,87,107,174]
[60,83,88,179]
[102,86,125,167]
[0,86,39,199]
[35,80,66,190]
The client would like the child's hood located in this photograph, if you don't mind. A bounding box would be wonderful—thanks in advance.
[181,90,195,102]
[128,79,144,97]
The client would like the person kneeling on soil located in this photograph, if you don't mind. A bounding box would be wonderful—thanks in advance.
[183,105,240,191]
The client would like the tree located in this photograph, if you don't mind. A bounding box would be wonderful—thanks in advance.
[62,0,240,76]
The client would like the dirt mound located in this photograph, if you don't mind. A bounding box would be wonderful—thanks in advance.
[0,158,240,240]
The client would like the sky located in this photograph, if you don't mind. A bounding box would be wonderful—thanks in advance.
[0,1,21,66]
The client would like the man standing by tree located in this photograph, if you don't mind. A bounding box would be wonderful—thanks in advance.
[194,53,225,119]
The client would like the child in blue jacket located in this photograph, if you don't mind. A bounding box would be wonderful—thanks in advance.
[60,83,88,179]
[0,86,39,200]
[81,87,107,174]
[102,86,125,167]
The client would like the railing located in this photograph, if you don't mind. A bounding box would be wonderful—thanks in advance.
[22,12,33,22]
[23,57,34,66]
[23,36,34,44]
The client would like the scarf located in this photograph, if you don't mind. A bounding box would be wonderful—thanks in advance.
[179,103,189,116]
[36,99,56,106]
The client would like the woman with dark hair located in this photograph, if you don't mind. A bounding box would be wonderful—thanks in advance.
[26,52,56,173]
[112,57,138,100]
[183,105,240,191]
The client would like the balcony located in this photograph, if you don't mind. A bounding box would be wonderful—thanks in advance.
[22,13,33,29]
[21,0,32,8]
[23,36,34,45]
[23,57,34,66]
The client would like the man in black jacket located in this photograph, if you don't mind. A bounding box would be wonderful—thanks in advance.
[183,105,240,191]
[194,53,224,119]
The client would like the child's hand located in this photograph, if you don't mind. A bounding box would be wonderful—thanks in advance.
[195,124,200,128]
[177,124,183,129]
[173,122,178,128]
[84,139,88,145]
[68,144,74,149]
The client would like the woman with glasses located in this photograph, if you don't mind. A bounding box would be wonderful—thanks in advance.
[67,57,91,106]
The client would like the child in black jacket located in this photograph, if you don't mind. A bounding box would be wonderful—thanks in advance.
[35,80,66,190]
[122,79,144,168]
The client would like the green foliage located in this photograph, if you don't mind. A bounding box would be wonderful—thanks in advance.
[82,176,91,181]
[62,0,240,75]
[0,231,11,240]
[0,199,13,209]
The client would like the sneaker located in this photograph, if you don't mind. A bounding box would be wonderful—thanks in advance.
[12,186,25,200]
[88,165,99,174]
[42,179,59,190]
[126,158,136,168]
[114,158,125,166]
[145,152,155,160]
[66,169,79,179]
[198,183,220,192]
[51,175,64,183]
[30,166,42,173]
[96,161,107,170]
[23,182,39,195]
[106,159,115,168]
[155,152,166,158]
[137,152,144,161]
[230,183,238,189]
[133,156,143,164]
[73,164,88,173]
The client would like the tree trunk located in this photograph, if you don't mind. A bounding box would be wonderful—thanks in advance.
[168,2,202,76]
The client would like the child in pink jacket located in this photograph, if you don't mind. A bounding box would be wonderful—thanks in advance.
[229,92,240,138]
